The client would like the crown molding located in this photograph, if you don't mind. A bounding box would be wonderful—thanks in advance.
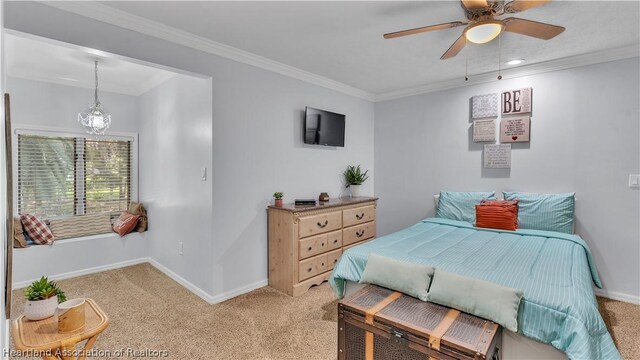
[40,1,638,104]
[40,1,377,102]
[375,44,640,102]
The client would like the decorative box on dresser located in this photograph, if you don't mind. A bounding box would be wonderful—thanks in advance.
[268,196,378,296]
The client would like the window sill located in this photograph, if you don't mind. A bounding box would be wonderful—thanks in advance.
[15,231,141,249]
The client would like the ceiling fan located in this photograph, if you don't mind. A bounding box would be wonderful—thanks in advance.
[383,0,565,60]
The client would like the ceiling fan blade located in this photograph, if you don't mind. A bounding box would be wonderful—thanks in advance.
[441,34,467,60]
[503,17,565,40]
[504,0,551,13]
[461,0,489,10]
[384,21,467,39]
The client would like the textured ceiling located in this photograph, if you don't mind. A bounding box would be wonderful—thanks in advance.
[5,33,177,96]
[84,1,640,94]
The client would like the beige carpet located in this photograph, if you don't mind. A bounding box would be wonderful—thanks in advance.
[10,263,640,359]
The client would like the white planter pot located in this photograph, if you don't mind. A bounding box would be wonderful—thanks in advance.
[349,185,361,197]
[24,296,58,321]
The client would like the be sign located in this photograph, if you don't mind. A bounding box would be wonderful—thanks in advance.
[502,87,532,115]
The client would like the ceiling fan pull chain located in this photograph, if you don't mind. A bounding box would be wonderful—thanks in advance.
[497,34,503,80]
[464,38,469,81]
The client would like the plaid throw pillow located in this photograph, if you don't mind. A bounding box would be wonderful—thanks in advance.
[20,213,55,245]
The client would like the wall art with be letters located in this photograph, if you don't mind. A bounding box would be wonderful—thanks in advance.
[502,87,532,115]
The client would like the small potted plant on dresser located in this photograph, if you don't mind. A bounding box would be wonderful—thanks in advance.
[273,192,284,207]
[343,165,369,197]
[23,276,67,320]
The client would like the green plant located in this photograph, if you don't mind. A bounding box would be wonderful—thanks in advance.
[273,192,284,199]
[343,165,369,187]
[24,276,67,303]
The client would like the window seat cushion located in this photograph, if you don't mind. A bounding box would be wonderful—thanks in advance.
[48,213,113,240]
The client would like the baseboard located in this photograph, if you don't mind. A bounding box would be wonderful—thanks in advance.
[145,258,215,304]
[12,258,149,290]
[146,258,268,304]
[594,288,640,305]
[13,256,269,306]
[208,279,269,304]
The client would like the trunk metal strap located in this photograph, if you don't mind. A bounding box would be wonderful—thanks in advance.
[429,308,461,351]
[364,291,402,360]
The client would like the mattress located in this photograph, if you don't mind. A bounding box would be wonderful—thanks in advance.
[329,218,620,360]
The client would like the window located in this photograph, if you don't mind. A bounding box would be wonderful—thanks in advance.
[17,133,133,219]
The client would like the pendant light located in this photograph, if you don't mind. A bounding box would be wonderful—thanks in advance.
[78,60,111,135]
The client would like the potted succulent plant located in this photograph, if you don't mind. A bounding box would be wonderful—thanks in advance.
[343,165,369,197]
[273,192,284,207]
[23,276,67,321]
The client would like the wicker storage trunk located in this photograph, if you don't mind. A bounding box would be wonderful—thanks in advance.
[338,285,501,360]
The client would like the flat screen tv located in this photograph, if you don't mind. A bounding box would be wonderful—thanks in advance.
[303,106,345,147]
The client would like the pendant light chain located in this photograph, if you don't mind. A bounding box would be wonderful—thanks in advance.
[94,60,99,104]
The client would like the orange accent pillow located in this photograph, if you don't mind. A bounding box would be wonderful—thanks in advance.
[113,212,140,237]
[475,200,519,231]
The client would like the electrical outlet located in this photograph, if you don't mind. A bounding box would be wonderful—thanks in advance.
[630,174,640,189]
[178,241,183,255]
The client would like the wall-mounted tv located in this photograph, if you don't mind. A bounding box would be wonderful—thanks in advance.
[303,106,345,147]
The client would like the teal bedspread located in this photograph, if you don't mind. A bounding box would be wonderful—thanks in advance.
[329,218,620,360]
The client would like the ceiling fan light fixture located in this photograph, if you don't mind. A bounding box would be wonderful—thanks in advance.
[465,21,504,44]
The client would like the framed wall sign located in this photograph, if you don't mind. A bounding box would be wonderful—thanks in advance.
[502,87,532,115]
[500,116,530,142]
[484,144,511,169]
[473,119,496,142]
[472,93,499,119]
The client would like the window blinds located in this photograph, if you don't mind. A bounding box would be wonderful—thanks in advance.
[18,135,76,218]
[17,134,132,219]
[84,139,132,214]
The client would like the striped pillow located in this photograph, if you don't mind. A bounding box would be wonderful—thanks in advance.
[503,192,575,234]
[475,200,519,231]
[436,191,496,223]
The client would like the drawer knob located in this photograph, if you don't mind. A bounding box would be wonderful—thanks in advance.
[334,259,338,263]
[356,230,365,238]
[321,242,325,247]
[308,247,312,251]
[321,262,325,266]
[308,268,312,272]
[356,213,365,220]
[333,239,338,244]
[317,220,329,228]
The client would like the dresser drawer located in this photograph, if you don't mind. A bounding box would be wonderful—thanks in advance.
[327,248,342,270]
[299,253,328,282]
[343,205,376,228]
[299,230,341,260]
[343,221,376,247]
[298,211,342,238]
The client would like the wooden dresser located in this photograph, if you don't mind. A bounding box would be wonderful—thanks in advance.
[268,196,378,296]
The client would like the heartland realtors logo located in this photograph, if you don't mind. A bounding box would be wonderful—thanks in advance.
[4,347,170,358]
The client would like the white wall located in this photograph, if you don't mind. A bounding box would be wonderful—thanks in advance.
[6,77,150,286]
[374,58,640,300]
[138,75,214,295]
[4,2,375,300]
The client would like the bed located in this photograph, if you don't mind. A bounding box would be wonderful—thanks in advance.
[329,217,621,360]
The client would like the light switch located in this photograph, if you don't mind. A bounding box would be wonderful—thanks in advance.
[202,167,207,181]
[629,174,640,188]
